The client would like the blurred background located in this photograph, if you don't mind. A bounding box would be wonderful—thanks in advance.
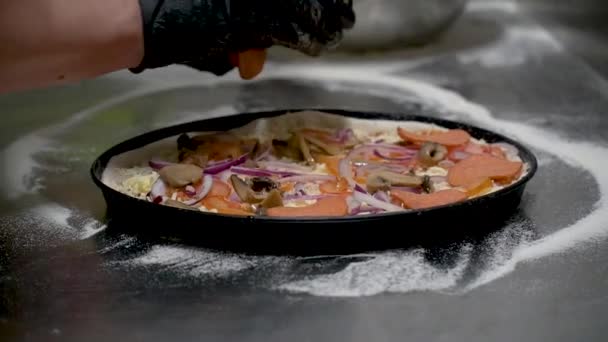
[300,0,608,77]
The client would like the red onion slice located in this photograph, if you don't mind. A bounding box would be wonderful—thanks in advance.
[254,146,272,161]
[334,128,355,143]
[373,149,416,161]
[184,185,197,196]
[351,206,385,215]
[279,174,336,183]
[353,190,403,212]
[231,166,299,178]
[348,144,417,161]
[258,161,313,172]
[373,190,391,202]
[183,175,213,205]
[204,153,249,175]
[346,196,361,214]
[150,178,167,203]
[339,158,356,188]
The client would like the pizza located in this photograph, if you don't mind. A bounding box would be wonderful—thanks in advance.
[102,111,527,217]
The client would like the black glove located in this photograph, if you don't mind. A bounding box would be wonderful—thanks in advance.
[131,0,355,75]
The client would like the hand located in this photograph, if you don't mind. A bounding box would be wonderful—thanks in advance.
[131,0,355,78]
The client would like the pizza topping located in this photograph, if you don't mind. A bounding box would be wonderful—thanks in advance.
[366,171,423,194]
[267,196,349,217]
[259,189,284,209]
[418,142,448,166]
[207,179,231,198]
[158,164,203,187]
[272,137,302,161]
[302,133,344,155]
[352,188,404,213]
[398,127,471,146]
[296,132,315,164]
[182,175,213,205]
[202,196,253,216]
[163,199,198,210]
[114,114,527,217]
[150,177,168,203]
[392,189,468,209]
[250,177,278,192]
[373,148,417,161]
[448,154,523,188]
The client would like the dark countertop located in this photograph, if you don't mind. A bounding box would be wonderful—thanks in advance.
[1,1,608,341]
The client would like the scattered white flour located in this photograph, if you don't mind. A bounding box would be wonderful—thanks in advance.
[79,220,107,240]
[1,135,54,198]
[96,236,136,254]
[127,245,271,277]
[26,203,107,240]
[280,247,472,297]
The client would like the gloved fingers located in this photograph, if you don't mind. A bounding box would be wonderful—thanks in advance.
[264,0,355,56]
[181,52,235,76]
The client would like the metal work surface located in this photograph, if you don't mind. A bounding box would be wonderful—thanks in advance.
[1,1,607,341]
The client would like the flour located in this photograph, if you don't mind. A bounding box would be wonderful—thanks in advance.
[127,245,279,277]
[27,203,107,240]
[280,246,472,297]
[1,135,54,198]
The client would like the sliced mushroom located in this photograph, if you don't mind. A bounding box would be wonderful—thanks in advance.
[421,175,433,194]
[296,133,315,164]
[159,164,203,187]
[180,152,209,168]
[366,170,423,193]
[259,189,283,209]
[230,175,262,203]
[302,134,343,155]
[230,175,283,207]
[250,177,278,192]
[272,137,302,161]
[249,140,269,160]
[418,142,448,166]
[163,199,197,211]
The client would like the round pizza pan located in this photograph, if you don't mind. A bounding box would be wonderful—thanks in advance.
[91,109,537,254]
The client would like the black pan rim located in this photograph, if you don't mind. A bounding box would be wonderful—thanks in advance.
[90,108,538,223]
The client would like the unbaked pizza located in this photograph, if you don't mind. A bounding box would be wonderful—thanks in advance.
[102,111,527,217]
